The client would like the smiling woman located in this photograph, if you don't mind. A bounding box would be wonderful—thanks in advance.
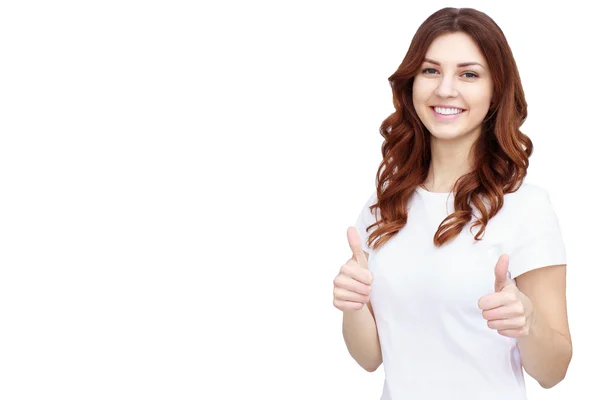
[334,6,571,400]
[412,32,494,143]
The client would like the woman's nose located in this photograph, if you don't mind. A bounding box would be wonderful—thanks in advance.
[435,77,459,98]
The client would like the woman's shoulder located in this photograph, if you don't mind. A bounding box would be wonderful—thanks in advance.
[502,182,557,216]
[507,181,550,200]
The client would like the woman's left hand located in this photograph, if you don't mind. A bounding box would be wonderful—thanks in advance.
[477,254,536,338]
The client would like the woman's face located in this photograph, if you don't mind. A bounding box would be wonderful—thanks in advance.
[412,31,494,143]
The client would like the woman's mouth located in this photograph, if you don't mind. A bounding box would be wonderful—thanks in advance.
[430,106,466,121]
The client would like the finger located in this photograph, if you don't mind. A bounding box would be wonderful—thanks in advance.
[494,254,510,292]
[487,316,526,330]
[347,226,369,268]
[334,274,371,296]
[334,287,370,303]
[333,298,364,311]
[481,303,525,320]
[478,292,516,310]
[341,262,373,286]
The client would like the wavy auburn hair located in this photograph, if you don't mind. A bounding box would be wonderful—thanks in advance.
[365,7,532,250]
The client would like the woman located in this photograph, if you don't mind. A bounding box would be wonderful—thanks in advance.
[332,7,572,400]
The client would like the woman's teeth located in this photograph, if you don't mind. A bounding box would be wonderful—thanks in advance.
[434,107,464,115]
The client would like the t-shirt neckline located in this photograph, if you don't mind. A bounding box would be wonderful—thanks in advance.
[415,186,455,196]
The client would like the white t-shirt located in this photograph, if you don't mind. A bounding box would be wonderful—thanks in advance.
[354,182,566,400]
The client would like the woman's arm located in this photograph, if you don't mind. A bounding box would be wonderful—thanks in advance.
[342,253,383,372]
[515,264,572,388]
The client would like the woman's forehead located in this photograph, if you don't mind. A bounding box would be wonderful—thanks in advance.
[424,32,488,68]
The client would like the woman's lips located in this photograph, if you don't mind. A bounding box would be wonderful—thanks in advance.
[430,106,465,121]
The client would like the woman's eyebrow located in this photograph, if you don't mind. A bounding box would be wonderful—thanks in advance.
[423,58,485,68]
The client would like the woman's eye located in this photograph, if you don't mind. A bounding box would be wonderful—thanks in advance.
[420,68,478,79]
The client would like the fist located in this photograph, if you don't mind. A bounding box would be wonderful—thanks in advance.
[478,254,535,338]
[333,226,374,311]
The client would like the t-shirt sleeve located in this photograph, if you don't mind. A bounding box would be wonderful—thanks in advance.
[508,187,567,279]
[354,190,379,255]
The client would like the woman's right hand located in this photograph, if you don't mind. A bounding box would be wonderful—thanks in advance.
[333,226,374,312]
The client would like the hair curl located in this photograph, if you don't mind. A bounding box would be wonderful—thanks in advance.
[366,7,532,250]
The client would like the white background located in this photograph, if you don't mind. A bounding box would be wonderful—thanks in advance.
[0,0,596,399]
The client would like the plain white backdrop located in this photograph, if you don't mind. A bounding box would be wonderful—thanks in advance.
[0,0,596,399]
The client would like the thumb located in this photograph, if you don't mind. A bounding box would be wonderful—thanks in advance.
[347,226,369,268]
[494,254,511,292]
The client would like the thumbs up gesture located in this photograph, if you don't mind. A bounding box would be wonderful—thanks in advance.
[332,226,374,312]
[477,254,536,338]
